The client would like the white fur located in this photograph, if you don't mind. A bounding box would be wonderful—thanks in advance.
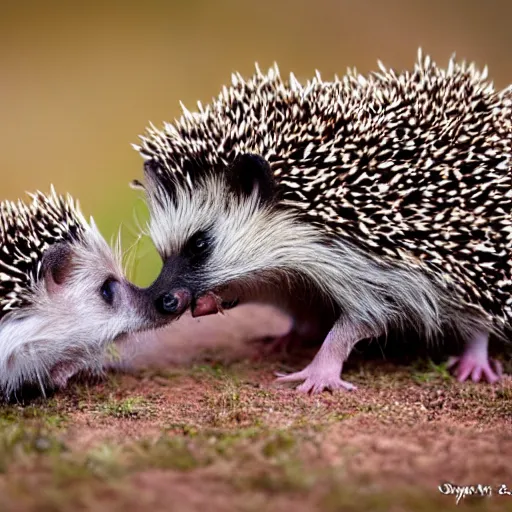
[0,220,153,398]
[145,175,450,341]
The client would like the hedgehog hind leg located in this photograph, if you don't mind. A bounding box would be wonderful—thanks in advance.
[250,331,295,361]
[446,332,503,383]
[274,318,371,394]
[250,316,326,360]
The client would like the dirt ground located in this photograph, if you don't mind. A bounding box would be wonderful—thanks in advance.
[1,305,512,512]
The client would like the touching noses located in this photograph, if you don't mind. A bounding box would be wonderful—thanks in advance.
[155,288,191,316]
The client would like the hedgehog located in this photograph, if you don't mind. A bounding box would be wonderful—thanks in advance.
[131,49,512,393]
[0,187,190,399]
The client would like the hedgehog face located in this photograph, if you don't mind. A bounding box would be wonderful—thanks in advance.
[0,219,171,398]
[142,153,323,316]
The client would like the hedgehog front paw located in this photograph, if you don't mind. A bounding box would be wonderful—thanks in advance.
[446,355,503,383]
[274,365,357,394]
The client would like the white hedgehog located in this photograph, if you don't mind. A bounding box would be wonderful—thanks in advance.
[0,188,188,399]
[132,49,512,393]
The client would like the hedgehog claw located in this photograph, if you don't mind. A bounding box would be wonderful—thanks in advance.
[274,366,356,394]
[447,355,502,384]
[274,319,366,394]
[447,332,503,384]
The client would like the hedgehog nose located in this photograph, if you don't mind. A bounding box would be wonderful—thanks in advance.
[156,289,191,315]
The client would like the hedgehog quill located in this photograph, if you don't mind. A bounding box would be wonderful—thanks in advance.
[132,49,512,393]
[0,188,189,399]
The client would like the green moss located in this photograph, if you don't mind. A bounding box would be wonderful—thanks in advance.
[83,444,126,479]
[202,380,263,427]
[261,430,296,458]
[238,459,315,494]
[140,367,183,381]
[165,423,201,437]
[205,427,262,456]
[132,435,209,471]
[50,457,99,486]
[97,396,152,419]
[329,412,355,422]
[412,359,452,384]
[190,362,234,381]
[0,424,66,472]
[0,402,68,429]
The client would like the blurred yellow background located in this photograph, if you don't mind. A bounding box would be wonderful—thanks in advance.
[1,0,511,286]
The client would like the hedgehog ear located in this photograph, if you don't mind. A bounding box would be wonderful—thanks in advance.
[41,243,74,294]
[226,153,277,203]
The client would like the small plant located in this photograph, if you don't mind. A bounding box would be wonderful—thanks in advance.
[97,396,151,419]
[412,359,451,384]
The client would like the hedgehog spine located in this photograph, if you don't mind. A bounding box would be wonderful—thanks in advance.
[132,49,511,392]
[0,187,183,398]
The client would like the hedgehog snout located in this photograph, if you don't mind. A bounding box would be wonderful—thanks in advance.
[155,289,191,316]
[143,254,195,319]
[121,281,191,328]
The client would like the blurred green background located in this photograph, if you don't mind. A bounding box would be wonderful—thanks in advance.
[1,0,511,286]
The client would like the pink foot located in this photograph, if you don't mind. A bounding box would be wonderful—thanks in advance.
[447,355,503,383]
[274,364,356,394]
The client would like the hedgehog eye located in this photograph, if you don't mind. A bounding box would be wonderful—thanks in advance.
[194,236,208,251]
[100,278,118,306]
[187,232,211,256]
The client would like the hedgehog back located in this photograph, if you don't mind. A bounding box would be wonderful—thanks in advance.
[137,51,512,325]
[0,191,87,318]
